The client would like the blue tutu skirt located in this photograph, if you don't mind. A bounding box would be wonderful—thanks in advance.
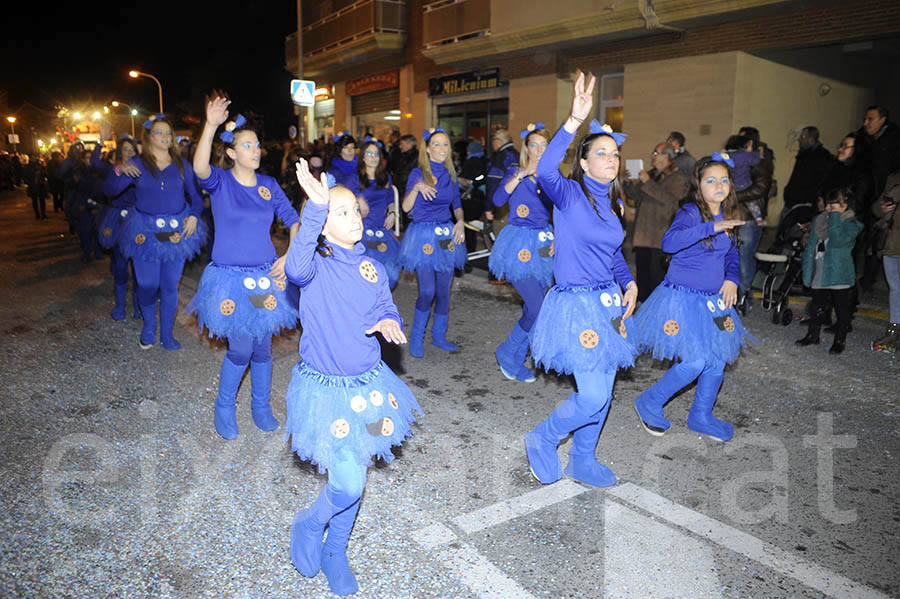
[488,224,554,287]
[530,283,638,375]
[398,221,467,273]
[362,226,400,288]
[631,283,752,364]
[185,262,298,343]
[118,206,207,263]
[283,360,423,473]
[96,206,132,250]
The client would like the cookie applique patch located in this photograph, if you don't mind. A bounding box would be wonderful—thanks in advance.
[359,260,378,283]
[134,233,146,245]
[579,329,599,349]
[517,249,532,263]
[663,320,679,336]
[273,278,286,291]
[388,392,398,410]
[350,395,367,413]
[331,419,350,439]
[422,243,434,255]
[516,204,530,218]
[169,231,181,244]
[263,295,277,310]
[366,417,394,437]
[258,186,272,200]
[369,390,384,407]
[723,316,735,332]
[103,228,112,238]
[220,299,236,315]
[377,242,387,252]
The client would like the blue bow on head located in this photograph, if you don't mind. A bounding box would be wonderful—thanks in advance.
[334,130,351,144]
[520,122,546,140]
[362,135,384,151]
[588,120,627,146]
[118,134,136,145]
[143,113,166,130]
[711,151,735,168]
[423,126,446,143]
[219,114,247,143]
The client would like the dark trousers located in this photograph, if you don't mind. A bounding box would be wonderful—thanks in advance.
[807,287,853,340]
[31,194,46,219]
[634,247,667,302]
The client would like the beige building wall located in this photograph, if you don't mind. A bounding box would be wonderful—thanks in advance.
[508,74,562,139]
[732,52,872,219]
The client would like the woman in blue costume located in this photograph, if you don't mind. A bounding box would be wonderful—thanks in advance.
[326,131,360,194]
[284,159,421,596]
[107,114,206,350]
[631,153,752,442]
[186,95,300,440]
[490,122,554,382]
[398,126,467,357]
[356,136,400,288]
[94,123,141,320]
[524,72,638,488]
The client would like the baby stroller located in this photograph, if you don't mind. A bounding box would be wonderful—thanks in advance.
[752,202,813,326]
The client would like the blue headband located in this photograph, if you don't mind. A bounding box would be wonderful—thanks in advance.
[219,114,247,143]
[423,126,445,143]
[588,120,627,146]
[334,130,351,144]
[711,151,735,168]
[143,113,166,130]
[520,122,546,140]
[362,135,384,151]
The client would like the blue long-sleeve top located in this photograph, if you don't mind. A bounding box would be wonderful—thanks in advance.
[198,166,300,266]
[328,157,360,195]
[536,127,634,288]
[661,203,739,293]
[285,200,401,376]
[104,156,203,218]
[405,161,461,222]
[360,174,394,230]
[95,146,137,209]
[493,166,553,228]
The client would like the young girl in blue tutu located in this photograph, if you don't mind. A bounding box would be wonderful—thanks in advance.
[284,159,421,596]
[525,71,638,488]
[107,114,207,350]
[631,153,751,442]
[490,122,554,382]
[186,95,300,440]
[398,127,467,357]
[356,136,401,288]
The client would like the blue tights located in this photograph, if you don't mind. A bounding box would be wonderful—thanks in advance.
[511,276,546,332]
[226,333,272,366]
[414,266,453,314]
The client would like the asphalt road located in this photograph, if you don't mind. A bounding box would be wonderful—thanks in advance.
[0,188,898,599]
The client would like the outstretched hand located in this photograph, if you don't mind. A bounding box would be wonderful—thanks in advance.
[713,219,745,233]
[205,92,231,128]
[719,280,738,309]
[571,70,596,123]
[99,121,113,142]
[622,281,638,320]
[366,319,407,344]
[295,158,330,206]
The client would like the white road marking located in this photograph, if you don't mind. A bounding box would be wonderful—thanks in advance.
[608,482,890,599]
[438,542,539,599]
[411,521,458,551]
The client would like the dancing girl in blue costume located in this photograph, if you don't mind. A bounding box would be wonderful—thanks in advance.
[490,122,554,383]
[631,153,753,442]
[107,113,206,350]
[398,126,467,357]
[327,131,360,193]
[525,72,638,488]
[186,95,300,440]
[356,136,401,288]
[284,159,421,596]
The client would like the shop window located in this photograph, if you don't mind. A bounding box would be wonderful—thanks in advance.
[600,73,624,132]
[437,98,508,153]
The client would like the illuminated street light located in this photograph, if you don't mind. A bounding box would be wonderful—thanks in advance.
[131,109,138,116]
[6,117,17,152]
[6,116,14,124]
[104,106,110,114]
[111,100,137,136]
[128,69,164,113]
[73,112,82,120]
[92,112,101,120]
[50,138,57,144]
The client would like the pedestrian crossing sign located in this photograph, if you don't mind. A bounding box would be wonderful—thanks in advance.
[291,79,316,106]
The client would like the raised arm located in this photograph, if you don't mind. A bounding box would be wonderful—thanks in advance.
[285,159,330,287]
[194,94,231,180]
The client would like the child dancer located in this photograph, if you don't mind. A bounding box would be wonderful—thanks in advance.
[398,127,467,357]
[187,95,301,439]
[107,114,206,349]
[525,72,638,488]
[357,136,401,288]
[490,122,554,382]
[284,159,421,596]
[631,153,752,441]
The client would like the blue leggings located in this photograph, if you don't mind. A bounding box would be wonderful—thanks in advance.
[511,277,546,332]
[132,259,184,308]
[226,333,273,366]
[415,266,454,314]
[110,249,137,286]
[328,456,367,508]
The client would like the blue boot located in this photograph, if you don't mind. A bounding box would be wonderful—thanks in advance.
[290,486,337,578]
[214,357,244,440]
[687,361,733,442]
[513,328,536,383]
[159,296,181,350]
[321,498,362,596]
[431,312,458,352]
[564,401,617,488]
[525,393,595,484]
[138,301,157,349]
[250,359,279,431]
[633,360,703,436]
[111,283,127,321]
[409,309,430,358]
[495,323,527,380]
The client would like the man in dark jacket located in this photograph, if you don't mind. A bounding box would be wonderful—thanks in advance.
[783,126,834,214]
[666,131,695,181]
[859,105,900,198]
[387,134,418,202]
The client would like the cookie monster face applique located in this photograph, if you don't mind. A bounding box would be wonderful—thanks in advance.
[243,276,278,311]
[153,217,183,244]
[536,230,554,258]
[707,298,736,333]
[600,291,627,338]
[434,225,455,252]
[364,228,388,253]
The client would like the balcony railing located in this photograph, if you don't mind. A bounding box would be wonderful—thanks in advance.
[422,0,489,48]
[301,0,405,58]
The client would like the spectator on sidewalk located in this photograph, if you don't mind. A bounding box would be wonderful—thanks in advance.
[733,128,774,309]
[388,134,418,211]
[871,169,900,353]
[667,131,695,181]
[782,126,833,219]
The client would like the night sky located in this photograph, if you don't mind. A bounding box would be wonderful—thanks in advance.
[2,2,299,139]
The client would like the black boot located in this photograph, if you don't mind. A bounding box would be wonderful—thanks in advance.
[796,333,820,346]
[829,331,847,354]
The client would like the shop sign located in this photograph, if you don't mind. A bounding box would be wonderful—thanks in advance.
[428,68,504,96]
[346,70,399,96]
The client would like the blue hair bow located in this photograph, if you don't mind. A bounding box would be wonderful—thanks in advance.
[711,151,735,168]
[219,114,247,143]
[143,113,166,130]
[520,122,546,140]
[362,135,384,151]
[589,120,627,146]
[423,126,445,143]
[334,130,351,144]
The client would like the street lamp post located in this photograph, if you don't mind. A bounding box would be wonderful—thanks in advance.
[128,70,164,114]
[112,101,136,136]
[6,117,17,152]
